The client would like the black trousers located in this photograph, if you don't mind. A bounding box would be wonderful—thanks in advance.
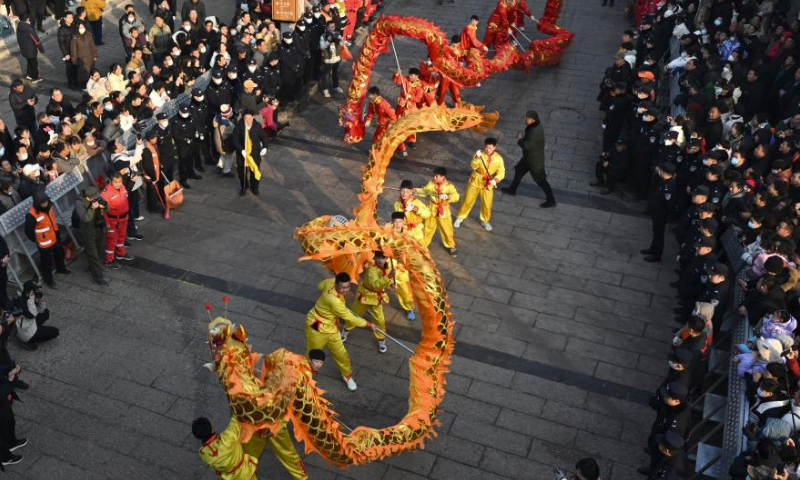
[649,209,668,256]
[236,156,260,191]
[177,144,197,182]
[29,310,59,343]
[145,180,165,213]
[25,57,39,80]
[507,160,555,203]
[126,189,139,236]
[64,60,77,88]
[38,243,65,284]
[320,62,340,92]
[81,228,104,281]
[0,400,18,461]
[0,268,8,308]
[28,3,45,29]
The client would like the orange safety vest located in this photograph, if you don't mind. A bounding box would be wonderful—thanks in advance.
[28,206,58,249]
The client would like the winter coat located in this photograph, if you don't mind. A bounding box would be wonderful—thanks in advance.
[16,20,43,59]
[56,20,76,57]
[517,120,545,177]
[81,0,106,22]
[70,31,97,69]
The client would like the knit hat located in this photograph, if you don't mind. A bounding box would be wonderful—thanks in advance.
[220,104,232,118]
[22,164,40,177]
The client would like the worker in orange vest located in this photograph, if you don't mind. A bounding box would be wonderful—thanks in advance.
[24,190,70,289]
[101,172,134,266]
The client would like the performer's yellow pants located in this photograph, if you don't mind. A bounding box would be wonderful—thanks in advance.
[351,300,385,340]
[456,184,493,223]
[305,325,353,377]
[243,425,308,480]
[423,215,456,248]
[395,278,414,312]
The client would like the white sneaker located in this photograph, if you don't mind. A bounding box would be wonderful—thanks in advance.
[453,218,463,228]
[134,215,144,221]
[401,150,408,157]
[343,375,357,391]
[378,340,387,353]
[334,87,344,93]
[476,82,482,87]
[340,330,348,343]
[481,221,493,231]
[323,89,331,98]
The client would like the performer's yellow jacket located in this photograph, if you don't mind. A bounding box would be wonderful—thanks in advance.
[419,180,460,218]
[393,198,431,241]
[306,278,367,334]
[198,417,258,480]
[468,151,505,190]
[355,263,393,306]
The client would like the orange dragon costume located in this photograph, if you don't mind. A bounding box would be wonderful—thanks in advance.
[338,9,574,144]
[207,102,498,471]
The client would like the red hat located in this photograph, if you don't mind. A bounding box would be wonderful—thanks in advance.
[638,70,655,80]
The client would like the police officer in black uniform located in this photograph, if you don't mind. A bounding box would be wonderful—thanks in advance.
[601,82,628,153]
[698,263,729,323]
[638,431,686,478]
[676,235,718,319]
[188,87,212,170]
[642,162,677,262]
[279,31,304,102]
[171,105,202,189]
[241,58,265,93]
[634,109,660,200]
[675,137,703,215]
[646,382,691,454]
[294,19,313,86]
[205,70,233,117]
[651,348,693,405]
[155,112,178,184]
[262,53,282,100]
[592,138,630,194]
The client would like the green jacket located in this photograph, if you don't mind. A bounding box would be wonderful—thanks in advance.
[518,121,545,176]
[75,198,104,238]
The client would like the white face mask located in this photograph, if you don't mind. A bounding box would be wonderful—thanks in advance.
[159,121,168,128]
[0,147,5,156]
[229,74,238,80]
[167,60,174,66]
[104,104,113,111]
[86,140,95,146]
[714,87,723,96]
[213,78,222,84]
[314,12,321,17]
[727,54,735,62]
[248,66,256,73]
[723,66,731,73]
[19,154,27,161]
[305,17,312,23]
[195,95,204,101]
[749,220,759,229]
[128,15,135,22]
[147,77,154,84]
[297,25,306,31]
[183,25,191,31]
[284,38,293,45]
[200,46,207,53]
[78,27,86,34]
[180,112,189,118]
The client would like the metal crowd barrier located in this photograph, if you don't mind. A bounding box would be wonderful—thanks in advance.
[0,70,212,287]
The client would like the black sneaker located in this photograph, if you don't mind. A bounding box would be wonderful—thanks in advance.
[128,234,144,241]
[116,254,134,261]
[10,439,27,452]
[124,240,131,247]
[105,262,122,270]
[56,268,72,274]
[2,454,23,465]
[17,340,37,351]
[448,247,458,257]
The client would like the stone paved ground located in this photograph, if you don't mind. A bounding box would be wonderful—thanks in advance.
[0,0,687,479]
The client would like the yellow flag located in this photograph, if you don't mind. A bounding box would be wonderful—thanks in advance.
[244,125,262,181]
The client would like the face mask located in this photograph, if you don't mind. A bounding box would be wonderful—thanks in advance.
[731,157,740,166]
[757,387,767,397]
[714,87,723,96]
[284,39,293,44]
[200,46,207,53]
[727,54,734,62]
[86,140,95,146]
[183,25,191,31]
[668,361,680,369]
[714,18,722,26]
[305,17,312,23]
[167,60,174,66]
[248,66,256,73]
[147,77,154,84]
[78,27,86,34]
[0,147,5,156]
[128,15,135,22]
[195,95,204,101]
[702,158,711,166]
[19,154,27,161]
[172,50,181,57]
[159,121,169,128]
[314,12,321,17]
[665,139,675,146]
[104,104,113,111]
[723,66,731,73]
[298,25,306,31]
[229,74,238,80]
[180,112,189,118]
[213,77,222,84]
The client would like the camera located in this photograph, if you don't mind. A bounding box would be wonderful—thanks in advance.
[325,31,342,44]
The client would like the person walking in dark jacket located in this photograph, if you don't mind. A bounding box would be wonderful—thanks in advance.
[501,110,556,208]
[15,15,44,82]
[57,13,79,90]
[8,80,37,135]
[232,110,268,196]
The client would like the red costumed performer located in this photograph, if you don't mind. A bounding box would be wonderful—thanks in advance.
[364,86,398,147]
[511,0,535,31]
[483,0,514,48]
[392,67,425,153]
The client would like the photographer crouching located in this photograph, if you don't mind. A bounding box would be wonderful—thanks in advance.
[555,458,601,480]
[74,185,109,285]
[13,281,59,351]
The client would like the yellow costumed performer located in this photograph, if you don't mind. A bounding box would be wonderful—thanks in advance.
[454,137,505,232]
[306,272,375,391]
[243,426,309,480]
[420,166,460,256]
[351,250,395,353]
[193,416,259,480]
[384,212,416,321]
[393,179,431,243]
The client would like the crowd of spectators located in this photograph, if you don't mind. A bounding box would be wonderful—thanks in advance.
[597,0,800,478]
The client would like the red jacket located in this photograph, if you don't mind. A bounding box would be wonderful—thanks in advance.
[366,96,396,128]
[486,0,512,32]
[101,183,129,216]
[460,24,484,50]
[392,72,424,111]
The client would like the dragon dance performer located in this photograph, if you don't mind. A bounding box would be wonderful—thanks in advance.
[510,0,536,31]
[306,273,374,391]
[454,137,505,232]
[392,68,425,155]
[420,167,460,257]
[385,211,416,321]
[393,179,431,244]
[418,60,438,107]
[351,250,395,353]
[483,0,514,49]
[364,86,397,146]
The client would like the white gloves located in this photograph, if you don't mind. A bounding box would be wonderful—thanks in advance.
[483,46,489,52]
[490,179,497,187]
[259,148,267,156]
[241,149,247,157]
[475,149,483,157]
[439,193,448,200]
[405,203,415,212]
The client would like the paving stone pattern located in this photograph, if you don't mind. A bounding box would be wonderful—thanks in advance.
[0,0,683,479]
